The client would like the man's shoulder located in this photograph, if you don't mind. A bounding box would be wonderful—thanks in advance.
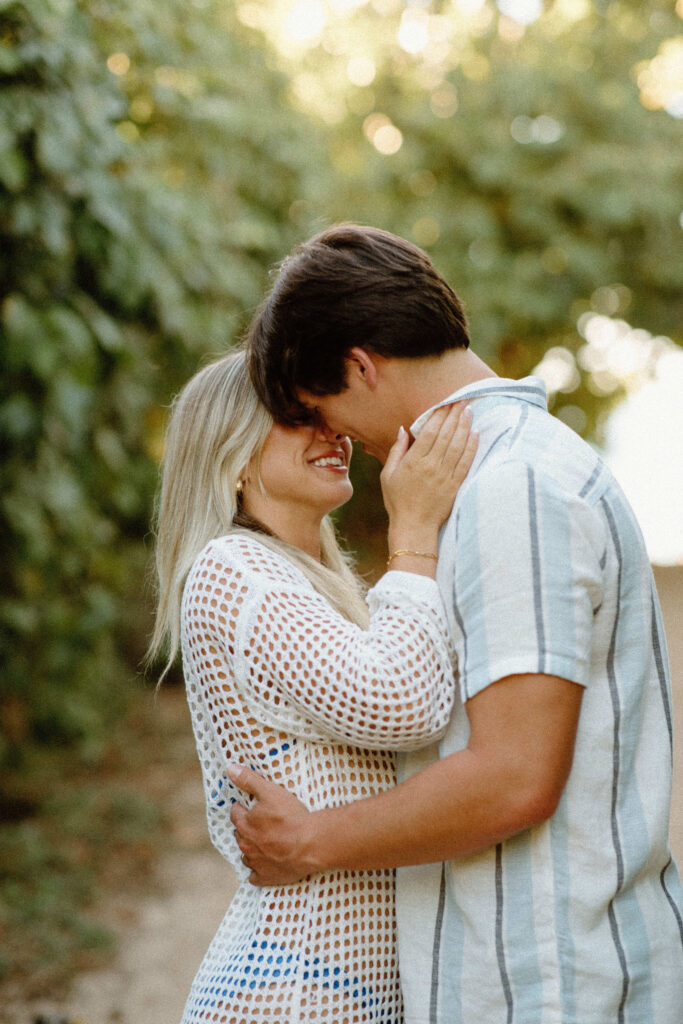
[473,406,609,504]
[452,450,609,556]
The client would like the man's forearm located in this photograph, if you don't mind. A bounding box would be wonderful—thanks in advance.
[232,674,582,883]
[305,747,530,873]
[304,673,582,873]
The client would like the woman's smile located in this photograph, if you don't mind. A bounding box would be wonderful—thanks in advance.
[308,441,351,473]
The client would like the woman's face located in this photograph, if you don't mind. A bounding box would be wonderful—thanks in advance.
[244,423,353,523]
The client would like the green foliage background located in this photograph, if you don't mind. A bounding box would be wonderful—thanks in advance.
[0,0,681,986]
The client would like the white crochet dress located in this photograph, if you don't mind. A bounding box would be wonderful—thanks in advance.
[179,533,456,1024]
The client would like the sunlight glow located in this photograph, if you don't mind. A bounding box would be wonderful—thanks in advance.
[430,83,458,118]
[576,313,669,396]
[637,37,683,118]
[285,0,327,45]
[533,346,580,395]
[497,0,543,26]
[373,123,403,154]
[291,72,346,122]
[605,348,683,565]
[551,0,591,22]
[330,0,367,11]
[533,313,675,402]
[457,0,486,11]
[347,57,376,86]
[398,10,430,55]
[154,67,201,97]
[412,216,440,247]
[107,53,130,75]
[363,112,403,153]
[510,114,564,144]
[498,16,526,43]
[533,316,683,563]
[236,2,263,29]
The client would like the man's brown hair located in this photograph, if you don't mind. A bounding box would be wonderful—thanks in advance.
[248,223,470,424]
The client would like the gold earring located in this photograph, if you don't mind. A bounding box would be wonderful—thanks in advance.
[236,479,244,492]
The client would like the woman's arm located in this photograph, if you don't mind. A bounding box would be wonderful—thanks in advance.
[235,568,455,749]
[188,405,477,751]
[381,403,475,578]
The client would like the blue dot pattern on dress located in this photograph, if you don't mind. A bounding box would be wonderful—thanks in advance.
[210,740,298,807]
[194,939,397,1020]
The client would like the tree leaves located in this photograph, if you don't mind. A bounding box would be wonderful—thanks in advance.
[0,0,312,765]
[2,0,681,769]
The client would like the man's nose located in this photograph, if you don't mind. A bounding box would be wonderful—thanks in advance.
[315,420,343,443]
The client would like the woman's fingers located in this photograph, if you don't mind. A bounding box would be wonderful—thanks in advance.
[381,402,477,542]
[435,404,471,466]
[412,403,472,470]
[440,405,475,472]
[408,404,452,457]
[383,424,411,476]
[450,428,479,486]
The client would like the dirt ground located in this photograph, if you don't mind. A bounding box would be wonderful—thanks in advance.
[1,691,239,1024]
[3,566,682,1024]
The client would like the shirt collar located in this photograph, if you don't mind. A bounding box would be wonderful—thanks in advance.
[410,376,548,436]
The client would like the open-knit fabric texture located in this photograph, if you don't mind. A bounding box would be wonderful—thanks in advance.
[179,533,456,1024]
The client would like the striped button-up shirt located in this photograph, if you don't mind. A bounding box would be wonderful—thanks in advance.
[398,377,683,1024]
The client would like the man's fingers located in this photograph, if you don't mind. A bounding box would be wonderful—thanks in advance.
[230,800,249,830]
[231,809,262,866]
[227,762,273,800]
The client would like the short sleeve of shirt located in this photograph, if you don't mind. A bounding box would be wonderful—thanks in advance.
[452,459,605,702]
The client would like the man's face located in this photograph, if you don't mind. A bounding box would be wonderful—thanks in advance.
[297,386,401,464]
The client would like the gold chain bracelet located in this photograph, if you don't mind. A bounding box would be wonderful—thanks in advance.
[387,549,438,569]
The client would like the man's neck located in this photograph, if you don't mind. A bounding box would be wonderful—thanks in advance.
[394,348,498,423]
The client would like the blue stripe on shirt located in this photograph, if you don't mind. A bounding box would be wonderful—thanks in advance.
[503,832,543,1022]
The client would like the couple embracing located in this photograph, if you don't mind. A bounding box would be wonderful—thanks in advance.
[149,225,683,1024]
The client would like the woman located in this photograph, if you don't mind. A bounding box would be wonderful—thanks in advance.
[148,349,476,1024]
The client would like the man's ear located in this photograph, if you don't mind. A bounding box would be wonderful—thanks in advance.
[347,347,382,389]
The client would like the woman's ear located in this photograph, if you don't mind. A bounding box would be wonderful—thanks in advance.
[347,347,381,389]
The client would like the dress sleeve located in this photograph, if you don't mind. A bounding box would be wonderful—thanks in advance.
[185,540,456,750]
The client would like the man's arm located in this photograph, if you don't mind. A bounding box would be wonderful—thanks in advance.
[230,672,583,883]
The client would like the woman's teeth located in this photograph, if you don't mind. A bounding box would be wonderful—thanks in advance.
[312,456,344,467]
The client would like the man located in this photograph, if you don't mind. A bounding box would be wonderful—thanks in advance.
[229,224,683,1022]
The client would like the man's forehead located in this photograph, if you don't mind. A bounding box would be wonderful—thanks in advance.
[295,388,317,410]
[290,388,327,428]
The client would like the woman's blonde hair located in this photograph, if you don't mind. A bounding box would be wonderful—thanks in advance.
[147,348,368,681]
